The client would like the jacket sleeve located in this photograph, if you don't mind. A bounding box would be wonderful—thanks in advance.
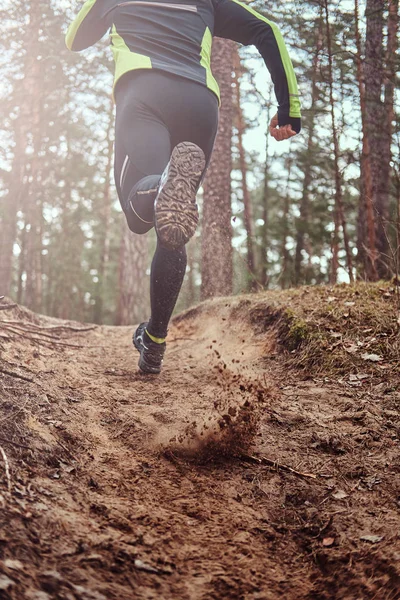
[213,0,301,133]
[66,0,113,51]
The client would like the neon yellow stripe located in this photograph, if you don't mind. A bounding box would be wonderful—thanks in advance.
[231,0,301,118]
[111,25,152,98]
[146,330,166,344]
[200,28,220,103]
[66,0,98,50]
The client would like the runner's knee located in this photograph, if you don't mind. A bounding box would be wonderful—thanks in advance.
[124,175,160,234]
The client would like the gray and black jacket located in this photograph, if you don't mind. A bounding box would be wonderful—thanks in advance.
[66,0,301,131]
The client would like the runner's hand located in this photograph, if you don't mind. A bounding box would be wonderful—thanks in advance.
[269,113,297,141]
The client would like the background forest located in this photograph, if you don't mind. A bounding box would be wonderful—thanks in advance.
[0,0,399,325]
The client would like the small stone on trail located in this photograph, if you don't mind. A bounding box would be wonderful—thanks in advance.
[360,534,383,544]
[332,490,348,500]
[322,537,335,547]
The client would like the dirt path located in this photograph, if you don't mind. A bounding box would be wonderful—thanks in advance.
[0,296,400,599]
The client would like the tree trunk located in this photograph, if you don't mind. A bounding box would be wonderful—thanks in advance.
[93,97,115,324]
[201,38,235,299]
[260,85,273,289]
[381,0,399,274]
[355,0,379,281]
[281,160,292,289]
[234,53,256,290]
[324,0,354,284]
[23,1,44,311]
[116,225,149,326]
[0,114,25,298]
[365,0,387,277]
[294,13,323,286]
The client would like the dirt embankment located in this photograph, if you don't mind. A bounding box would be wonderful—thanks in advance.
[0,283,399,600]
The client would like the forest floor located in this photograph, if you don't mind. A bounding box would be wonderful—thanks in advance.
[0,283,400,600]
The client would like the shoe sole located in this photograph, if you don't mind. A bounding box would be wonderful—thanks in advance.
[155,142,205,250]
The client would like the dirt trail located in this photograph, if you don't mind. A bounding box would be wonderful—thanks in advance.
[0,293,400,599]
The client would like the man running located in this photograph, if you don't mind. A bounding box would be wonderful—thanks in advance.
[66,0,301,374]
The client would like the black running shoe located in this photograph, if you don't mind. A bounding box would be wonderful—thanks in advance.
[155,141,206,250]
[133,322,166,375]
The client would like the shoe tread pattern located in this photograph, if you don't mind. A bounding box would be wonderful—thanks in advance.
[155,142,205,250]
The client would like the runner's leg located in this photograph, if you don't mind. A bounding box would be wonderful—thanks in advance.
[114,72,218,343]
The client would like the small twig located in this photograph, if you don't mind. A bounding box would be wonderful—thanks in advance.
[0,445,11,492]
[0,324,65,341]
[0,331,87,348]
[0,320,96,333]
[0,304,17,311]
[0,368,35,383]
[0,436,32,450]
[241,454,318,480]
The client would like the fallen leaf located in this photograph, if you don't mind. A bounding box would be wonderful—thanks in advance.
[134,559,160,574]
[344,301,355,307]
[322,537,335,547]
[344,344,359,354]
[332,490,349,500]
[360,535,383,544]
[0,576,15,590]
[361,353,382,362]
[4,559,24,571]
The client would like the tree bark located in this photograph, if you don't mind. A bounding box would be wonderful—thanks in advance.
[93,96,115,324]
[364,0,387,277]
[355,0,379,280]
[281,159,292,289]
[116,225,149,326]
[294,14,323,286]
[23,1,45,311]
[259,85,274,289]
[201,38,235,299]
[324,0,354,284]
[234,53,256,290]
[381,0,399,274]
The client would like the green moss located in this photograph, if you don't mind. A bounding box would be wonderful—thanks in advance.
[283,311,310,351]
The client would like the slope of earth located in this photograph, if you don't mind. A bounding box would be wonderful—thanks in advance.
[0,283,399,600]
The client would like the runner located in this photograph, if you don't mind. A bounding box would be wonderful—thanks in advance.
[66,0,301,374]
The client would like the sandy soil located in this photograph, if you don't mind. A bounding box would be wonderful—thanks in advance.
[0,295,400,599]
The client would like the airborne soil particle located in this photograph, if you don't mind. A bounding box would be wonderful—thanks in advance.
[0,286,400,599]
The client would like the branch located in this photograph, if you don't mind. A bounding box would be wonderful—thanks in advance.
[0,446,11,492]
[241,454,318,480]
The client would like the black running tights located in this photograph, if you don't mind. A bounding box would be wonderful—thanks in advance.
[114,71,219,338]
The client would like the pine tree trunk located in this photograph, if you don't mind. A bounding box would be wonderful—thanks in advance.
[365,0,387,277]
[355,0,379,280]
[355,0,379,281]
[201,38,235,299]
[116,225,149,325]
[259,84,274,289]
[234,54,256,290]
[381,0,398,274]
[24,1,44,311]
[324,0,354,284]
[0,112,25,298]
[93,97,115,324]
[294,14,323,286]
[281,160,292,289]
